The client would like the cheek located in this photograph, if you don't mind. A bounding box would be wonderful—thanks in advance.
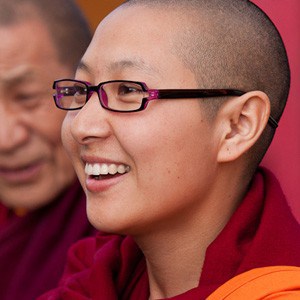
[61,112,85,177]
[112,114,217,232]
[121,105,215,190]
[61,113,76,156]
[27,105,67,144]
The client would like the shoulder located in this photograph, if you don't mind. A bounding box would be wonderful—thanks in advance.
[207,266,300,299]
[38,233,139,299]
[60,232,129,281]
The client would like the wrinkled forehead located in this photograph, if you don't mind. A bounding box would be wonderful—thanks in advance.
[0,64,34,87]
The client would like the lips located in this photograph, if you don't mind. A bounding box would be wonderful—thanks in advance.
[84,161,131,192]
[0,160,44,183]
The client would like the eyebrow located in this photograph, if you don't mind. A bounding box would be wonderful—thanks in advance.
[76,58,159,77]
[77,60,91,74]
[1,66,35,85]
[107,59,159,75]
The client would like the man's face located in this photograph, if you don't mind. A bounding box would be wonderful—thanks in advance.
[62,6,220,235]
[0,19,75,210]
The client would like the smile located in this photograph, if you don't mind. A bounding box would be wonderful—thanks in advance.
[0,160,44,183]
[85,163,130,178]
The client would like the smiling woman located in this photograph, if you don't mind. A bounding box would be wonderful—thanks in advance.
[39,0,300,299]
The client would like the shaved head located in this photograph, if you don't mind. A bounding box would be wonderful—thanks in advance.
[123,0,289,120]
[121,0,289,172]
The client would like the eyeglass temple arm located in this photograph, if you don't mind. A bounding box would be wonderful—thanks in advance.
[148,89,278,128]
[150,89,245,99]
[268,115,278,128]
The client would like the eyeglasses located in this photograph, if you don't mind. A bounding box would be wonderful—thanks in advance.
[53,79,278,128]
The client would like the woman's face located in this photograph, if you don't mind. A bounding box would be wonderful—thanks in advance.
[62,5,220,236]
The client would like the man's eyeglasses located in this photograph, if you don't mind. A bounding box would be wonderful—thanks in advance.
[53,79,278,128]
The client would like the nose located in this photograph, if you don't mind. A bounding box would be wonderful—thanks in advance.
[0,105,29,152]
[68,93,113,145]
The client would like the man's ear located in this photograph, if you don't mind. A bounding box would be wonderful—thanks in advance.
[217,91,271,162]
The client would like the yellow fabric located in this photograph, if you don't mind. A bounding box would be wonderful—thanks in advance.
[207,266,300,299]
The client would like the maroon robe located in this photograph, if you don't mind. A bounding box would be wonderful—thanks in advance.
[0,179,96,300]
[39,168,300,299]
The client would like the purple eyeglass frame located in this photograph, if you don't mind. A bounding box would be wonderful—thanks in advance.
[53,79,278,128]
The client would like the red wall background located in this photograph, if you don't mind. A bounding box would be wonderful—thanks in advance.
[76,0,300,221]
[253,0,300,221]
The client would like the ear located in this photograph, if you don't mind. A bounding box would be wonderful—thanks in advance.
[217,91,271,163]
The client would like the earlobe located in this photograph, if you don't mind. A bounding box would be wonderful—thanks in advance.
[217,91,271,163]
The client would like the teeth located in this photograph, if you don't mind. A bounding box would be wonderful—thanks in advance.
[117,165,126,174]
[85,163,130,176]
[108,164,117,175]
[100,164,108,175]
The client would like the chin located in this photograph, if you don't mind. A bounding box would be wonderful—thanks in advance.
[1,193,53,211]
[86,208,135,236]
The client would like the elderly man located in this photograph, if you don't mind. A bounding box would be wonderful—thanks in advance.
[0,0,96,299]
[40,0,300,299]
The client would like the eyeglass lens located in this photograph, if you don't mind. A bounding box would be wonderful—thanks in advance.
[54,80,146,112]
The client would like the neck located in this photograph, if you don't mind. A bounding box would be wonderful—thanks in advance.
[135,201,237,298]
[134,167,249,299]
[140,229,207,299]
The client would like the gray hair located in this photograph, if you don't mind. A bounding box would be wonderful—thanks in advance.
[0,0,92,70]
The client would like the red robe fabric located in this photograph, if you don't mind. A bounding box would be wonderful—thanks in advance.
[39,168,300,299]
[0,180,96,300]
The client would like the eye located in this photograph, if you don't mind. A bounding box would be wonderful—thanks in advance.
[57,85,86,98]
[59,86,75,96]
[15,93,37,101]
[74,84,87,96]
[118,83,143,95]
[14,92,43,109]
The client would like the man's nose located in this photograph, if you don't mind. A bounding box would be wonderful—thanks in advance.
[0,106,29,152]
